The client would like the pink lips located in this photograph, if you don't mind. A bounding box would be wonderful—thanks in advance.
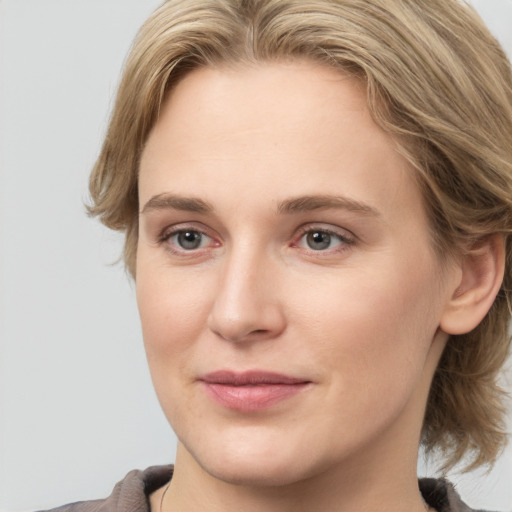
[200,371,311,411]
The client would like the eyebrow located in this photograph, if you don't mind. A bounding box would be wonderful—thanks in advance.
[141,193,213,214]
[140,192,379,217]
[276,195,380,217]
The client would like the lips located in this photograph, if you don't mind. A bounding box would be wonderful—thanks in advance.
[200,371,311,411]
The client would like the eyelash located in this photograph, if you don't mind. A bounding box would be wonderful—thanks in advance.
[293,225,355,254]
[158,225,218,256]
[157,224,355,257]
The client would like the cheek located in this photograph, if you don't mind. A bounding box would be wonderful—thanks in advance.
[136,263,214,366]
[292,258,444,397]
[135,268,214,426]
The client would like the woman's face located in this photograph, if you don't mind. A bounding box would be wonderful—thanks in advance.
[137,62,457,486]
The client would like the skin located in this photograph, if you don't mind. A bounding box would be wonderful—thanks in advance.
[138,61,463,512]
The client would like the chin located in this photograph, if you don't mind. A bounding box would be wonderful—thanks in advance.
[198,453,319,488]
[178,425,336,489]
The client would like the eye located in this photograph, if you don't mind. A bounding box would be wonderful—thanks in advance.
[162,228,214,252]
[175,230,206,250]
[296,227,354,252]
[305,231,335,250]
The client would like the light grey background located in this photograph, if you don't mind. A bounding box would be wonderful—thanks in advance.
[0,1,511,511]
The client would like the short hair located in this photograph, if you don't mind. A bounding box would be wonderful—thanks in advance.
[88,0,512,470]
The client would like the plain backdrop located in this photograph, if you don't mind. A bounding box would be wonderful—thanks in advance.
[0,1,511,511]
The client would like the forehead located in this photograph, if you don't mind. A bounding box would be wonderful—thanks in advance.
[145,61,370,153]
[139,61,426,231]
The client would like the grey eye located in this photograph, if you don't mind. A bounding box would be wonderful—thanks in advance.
[305,231,332,250]
[176,230,203,250]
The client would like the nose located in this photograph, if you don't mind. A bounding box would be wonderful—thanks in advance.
[207,248,286,343]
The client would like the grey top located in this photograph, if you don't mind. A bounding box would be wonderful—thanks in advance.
[38,465,491,512]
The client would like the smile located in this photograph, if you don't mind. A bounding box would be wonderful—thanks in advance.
[200,371,312,412]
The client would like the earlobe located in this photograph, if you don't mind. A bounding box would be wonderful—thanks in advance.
[440,234,505,335]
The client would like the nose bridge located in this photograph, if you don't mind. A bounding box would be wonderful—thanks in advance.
[207,238,284,342]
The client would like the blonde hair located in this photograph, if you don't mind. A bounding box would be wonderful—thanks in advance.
[88,0,512,470]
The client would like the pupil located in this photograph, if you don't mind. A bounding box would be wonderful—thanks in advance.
[178,231,201,249]
[307,231,331,250]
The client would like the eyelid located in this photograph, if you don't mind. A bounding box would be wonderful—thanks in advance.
[158,222,221,254]
[155,221,355,257]
[292,224,356,252]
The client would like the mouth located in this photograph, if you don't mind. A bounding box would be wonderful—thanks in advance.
[199,370,312,411]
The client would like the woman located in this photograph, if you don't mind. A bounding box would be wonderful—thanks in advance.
[45,0,512,511]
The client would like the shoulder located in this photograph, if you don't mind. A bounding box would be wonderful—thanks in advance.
[38,470,495,512]
[37,465,174,512]
[419,478,497,512]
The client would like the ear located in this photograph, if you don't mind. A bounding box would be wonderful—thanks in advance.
[440,234,505,335]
